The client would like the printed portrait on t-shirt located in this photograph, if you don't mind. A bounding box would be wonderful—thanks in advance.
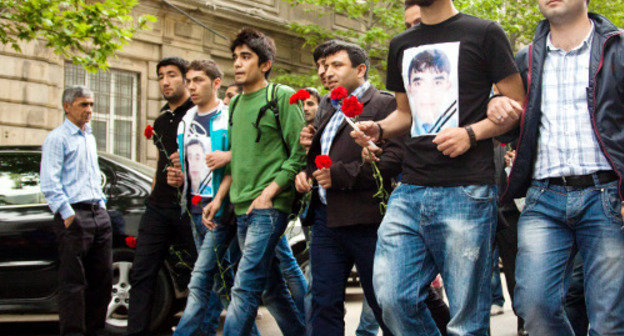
[185,120,213,198]
[402,42,460,137]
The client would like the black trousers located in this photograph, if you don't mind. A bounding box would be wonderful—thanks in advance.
[127,202,191,335]
[495,203,525,331]
[54,205,112,336]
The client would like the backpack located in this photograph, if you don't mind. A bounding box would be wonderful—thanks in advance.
[228,83,303,219]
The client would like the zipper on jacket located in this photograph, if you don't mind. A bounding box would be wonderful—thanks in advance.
[590,31,624,200]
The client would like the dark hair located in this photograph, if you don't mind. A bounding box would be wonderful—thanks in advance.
[230,28,276,79]
[313,40,338,63]
[408,49,451,82]
[304,87,321,102]
[405,0,418,9]
[188,59,223,80]
[156,57,189,77]
[323,41,370,80]
[226,83,242,92]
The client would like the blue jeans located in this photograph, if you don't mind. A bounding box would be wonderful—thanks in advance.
[175,215,261,336]
[276,235,307,322]
[374,184,497,336]
[491,247,505,307]
[223,209,305,336]
[515,180,624,336]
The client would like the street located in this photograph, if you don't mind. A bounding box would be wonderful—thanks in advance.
[0,278,518,336]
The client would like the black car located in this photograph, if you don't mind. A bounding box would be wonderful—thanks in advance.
[0,146,196,334]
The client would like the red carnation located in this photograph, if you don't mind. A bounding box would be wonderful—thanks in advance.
[342,95,364,118]
[191,195,202,205]
[500,143,507,147]
[144,125,154,139]
[125,236,137,248]
[330,86,348,100]
[315,155,332,170]
[289,90,310,105]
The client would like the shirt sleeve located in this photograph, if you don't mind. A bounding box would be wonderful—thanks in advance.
[386,37,406,93]
[484,22,519,84]
[274,87,306,189]
[40,133,75,219]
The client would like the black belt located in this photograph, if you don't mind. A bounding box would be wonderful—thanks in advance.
[71,202,101,211]
[546,170,618,188]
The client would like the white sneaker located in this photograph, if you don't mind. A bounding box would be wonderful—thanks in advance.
[490,304,505,316]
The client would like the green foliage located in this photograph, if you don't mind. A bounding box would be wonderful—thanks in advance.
[275,0,624,90]
[455,0,624,51]
[0,0,155,71]
[275,0,405,90]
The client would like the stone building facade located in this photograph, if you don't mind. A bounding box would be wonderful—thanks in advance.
[0,0,354,166]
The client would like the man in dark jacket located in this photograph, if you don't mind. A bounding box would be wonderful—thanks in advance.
[490,1,624,334]
[294,41,401,336]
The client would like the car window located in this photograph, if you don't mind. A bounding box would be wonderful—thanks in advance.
[0,152,46,206]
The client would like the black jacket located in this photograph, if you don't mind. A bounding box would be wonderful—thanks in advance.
[304,86,403,227]
[501,13,624,203]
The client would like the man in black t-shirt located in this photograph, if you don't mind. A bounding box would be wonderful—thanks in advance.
[352,0,525,334]
[127,57,194,336]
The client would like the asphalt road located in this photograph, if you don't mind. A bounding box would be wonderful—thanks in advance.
[0,279,519,336]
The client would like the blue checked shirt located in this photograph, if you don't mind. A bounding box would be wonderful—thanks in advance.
[534,24,611,179]
[318,81,371,204]
[40,119,106,219]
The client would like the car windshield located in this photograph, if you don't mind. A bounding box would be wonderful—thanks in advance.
[99,152,155,179]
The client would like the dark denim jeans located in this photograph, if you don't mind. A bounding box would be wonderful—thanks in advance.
[374,184,497,336]
[223,209,305,336]
[309,205,391,336]
[515,180,624,336]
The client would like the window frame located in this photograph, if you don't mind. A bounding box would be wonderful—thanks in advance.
[64,63,139,160]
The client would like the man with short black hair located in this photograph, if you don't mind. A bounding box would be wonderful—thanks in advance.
[127,56,195,336]
[295,40,401,336]
[223,28,306,336]
[223,83,241,106]
[41,85,112,336]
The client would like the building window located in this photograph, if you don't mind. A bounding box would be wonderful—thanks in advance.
[64,63,139,160]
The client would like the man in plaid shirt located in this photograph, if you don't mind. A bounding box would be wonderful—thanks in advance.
[491,0,624,334]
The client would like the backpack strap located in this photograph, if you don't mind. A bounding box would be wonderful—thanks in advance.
[228,94,241,128]
[230,83,291,157]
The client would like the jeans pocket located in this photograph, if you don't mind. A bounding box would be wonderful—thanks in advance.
[460,185,495,202]
[601,184,623,222]
[522,186,545,213]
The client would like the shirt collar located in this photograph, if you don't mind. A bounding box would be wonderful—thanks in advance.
[546,22,594,54]
[63,118,91,135]
[161,97,194,115]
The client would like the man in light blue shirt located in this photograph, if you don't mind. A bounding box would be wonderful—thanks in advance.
[40,85,112,336]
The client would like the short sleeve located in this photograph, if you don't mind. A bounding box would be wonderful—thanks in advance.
[385,37,406,93]
[484,22,519,84]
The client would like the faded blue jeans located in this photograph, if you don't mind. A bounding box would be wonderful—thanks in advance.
[515,180,624,336]
[223,209,305,336]
[374,183,497,336]
[174,214,261,336]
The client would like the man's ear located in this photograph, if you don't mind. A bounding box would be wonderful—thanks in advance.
[213,77,222,91]
[62,102,70,114]
[260,60,272,76]
[356,63,367,80]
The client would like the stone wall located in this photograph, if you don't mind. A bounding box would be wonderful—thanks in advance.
[0,0,357,166]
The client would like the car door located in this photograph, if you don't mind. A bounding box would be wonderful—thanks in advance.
[0,151,58,303]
